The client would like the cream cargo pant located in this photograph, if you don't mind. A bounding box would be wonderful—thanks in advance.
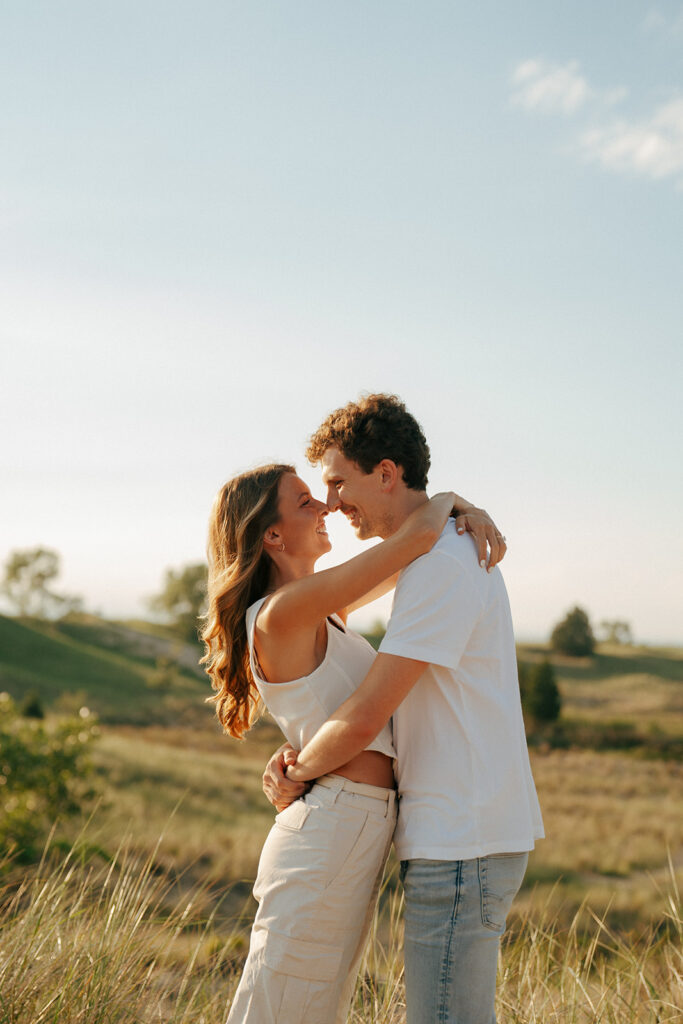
[227,774,397,1024]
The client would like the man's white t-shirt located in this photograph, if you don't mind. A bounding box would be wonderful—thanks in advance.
[379,520,544,862]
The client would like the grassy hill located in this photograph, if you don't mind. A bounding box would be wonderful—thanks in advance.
[0,614,207,725]
[517,642,683,756]
[3,613,682,738]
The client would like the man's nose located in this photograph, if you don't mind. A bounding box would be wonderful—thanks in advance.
[326,489,341,512]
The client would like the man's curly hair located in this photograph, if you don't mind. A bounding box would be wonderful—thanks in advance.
[306,393,430,491]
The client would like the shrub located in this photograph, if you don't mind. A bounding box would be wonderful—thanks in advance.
[0,692,98,864]
[550,606,595,657]
[20,691,44,719]
[525,660,561,725]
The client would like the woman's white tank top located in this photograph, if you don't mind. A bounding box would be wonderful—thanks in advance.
[245,596,396,759]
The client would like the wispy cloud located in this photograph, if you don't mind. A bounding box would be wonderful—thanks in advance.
[642,6,683,38]
[581,98,683,182]
[511,56,683,187]
[511,59,592,115]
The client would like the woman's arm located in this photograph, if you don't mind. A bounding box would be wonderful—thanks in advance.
[342,571,401,618]
[261,492,455,634]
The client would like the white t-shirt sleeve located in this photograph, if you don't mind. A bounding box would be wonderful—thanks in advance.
[379,548,484,671]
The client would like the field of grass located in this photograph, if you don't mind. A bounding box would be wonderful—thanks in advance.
[2,614,683,1020]
[74,724,683,936]
[1,828,680,1023]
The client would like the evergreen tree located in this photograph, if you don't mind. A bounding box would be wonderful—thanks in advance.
[517,659,531,705]
[526,659,561,724]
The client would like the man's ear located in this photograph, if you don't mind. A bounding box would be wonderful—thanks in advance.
[377,459,400,492]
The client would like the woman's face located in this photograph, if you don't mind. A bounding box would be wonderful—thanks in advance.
[272,473,331,559]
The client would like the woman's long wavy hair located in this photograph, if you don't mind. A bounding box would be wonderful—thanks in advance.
[200,463,294,738]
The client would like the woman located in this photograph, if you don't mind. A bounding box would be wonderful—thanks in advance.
[201,464,500,1024]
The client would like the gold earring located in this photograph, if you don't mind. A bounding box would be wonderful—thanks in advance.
[279,542,285,552]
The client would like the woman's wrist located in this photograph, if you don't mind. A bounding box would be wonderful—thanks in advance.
[451,493,478,515]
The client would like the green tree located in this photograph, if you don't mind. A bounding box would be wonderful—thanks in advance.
[2,547,82,619]
[550,606,595,657]
[599,619,633,645]
[149,563,207,641]
[525,659,561,725]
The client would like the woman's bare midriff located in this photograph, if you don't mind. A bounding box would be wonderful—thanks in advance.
[332,749,395,789]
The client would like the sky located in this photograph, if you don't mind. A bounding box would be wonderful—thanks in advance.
[1,1,682,644]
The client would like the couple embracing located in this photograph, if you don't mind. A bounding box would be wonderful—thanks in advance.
[202,393,544,1024]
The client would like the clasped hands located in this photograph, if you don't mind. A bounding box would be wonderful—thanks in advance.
[262,743,306,813]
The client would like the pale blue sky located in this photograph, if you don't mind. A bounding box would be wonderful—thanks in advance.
[1,1,682,642]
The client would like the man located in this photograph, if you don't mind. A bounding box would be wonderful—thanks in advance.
[263,393,544,1024]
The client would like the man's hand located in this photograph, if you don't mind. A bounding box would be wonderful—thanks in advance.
[262,743,308,812]
[453,507,507,571]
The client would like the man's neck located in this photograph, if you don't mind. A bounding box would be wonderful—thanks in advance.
[377,489,429,539]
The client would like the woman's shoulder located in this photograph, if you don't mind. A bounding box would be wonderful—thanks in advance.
[245,596,268,637]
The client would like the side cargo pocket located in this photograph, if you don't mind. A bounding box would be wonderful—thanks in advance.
[262,929,345,1024]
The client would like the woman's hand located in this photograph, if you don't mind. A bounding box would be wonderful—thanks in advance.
[453,506,507,570]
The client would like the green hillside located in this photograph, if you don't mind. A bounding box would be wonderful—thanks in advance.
[518,642,683,739]
[2,612,681,737]
[0,615,207,725]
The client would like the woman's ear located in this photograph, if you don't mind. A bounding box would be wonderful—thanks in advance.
[378,459,400,491]
[263,527,282,553]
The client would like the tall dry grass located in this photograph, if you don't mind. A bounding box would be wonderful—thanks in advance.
[0,834,240,1023]
[1,836,681,1024]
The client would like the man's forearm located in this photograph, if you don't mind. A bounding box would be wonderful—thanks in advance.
[286,711,376,782]
[286,653,427,783]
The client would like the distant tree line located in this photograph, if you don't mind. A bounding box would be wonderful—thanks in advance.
[2,548,633,660]
[550,606,634,656]
[0,548,208,643]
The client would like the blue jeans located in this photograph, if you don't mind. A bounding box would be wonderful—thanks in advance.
[400,853,528,1024]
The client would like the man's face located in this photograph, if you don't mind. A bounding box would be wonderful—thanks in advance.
[320,447,388,540]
